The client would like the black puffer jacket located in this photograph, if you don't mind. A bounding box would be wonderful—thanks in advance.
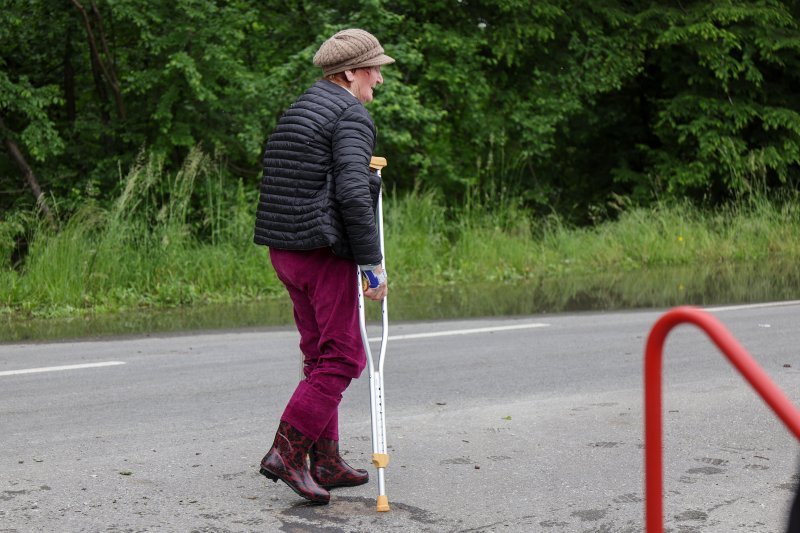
[253,79,382,266]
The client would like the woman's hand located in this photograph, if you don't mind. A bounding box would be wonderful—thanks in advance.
[362,265,388,301]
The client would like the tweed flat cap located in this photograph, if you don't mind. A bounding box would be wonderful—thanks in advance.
[313,28,395,76]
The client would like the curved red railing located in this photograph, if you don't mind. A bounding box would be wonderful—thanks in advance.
[644,306,800,533]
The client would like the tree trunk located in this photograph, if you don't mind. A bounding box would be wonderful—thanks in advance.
[64,27,76,123]
[71,0,125,119]
[0,115,57,227]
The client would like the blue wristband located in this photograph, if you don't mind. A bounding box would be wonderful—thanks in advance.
[362,268,387,289]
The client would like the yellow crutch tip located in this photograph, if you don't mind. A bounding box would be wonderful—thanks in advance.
[376,495,390,512]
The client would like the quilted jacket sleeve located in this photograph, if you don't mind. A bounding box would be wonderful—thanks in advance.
[331,104,382,266]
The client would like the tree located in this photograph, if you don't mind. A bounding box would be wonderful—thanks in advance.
[1,0,799,224]
[631,1,800,201]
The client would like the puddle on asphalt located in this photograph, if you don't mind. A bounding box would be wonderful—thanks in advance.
[2,260,799,343]
[279,496,446,530]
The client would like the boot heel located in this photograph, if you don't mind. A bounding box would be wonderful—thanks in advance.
[260,468,278,482]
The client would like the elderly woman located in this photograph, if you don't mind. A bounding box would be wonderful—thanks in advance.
[253,29,393,504]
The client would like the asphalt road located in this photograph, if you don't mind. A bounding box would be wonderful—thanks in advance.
[2,302,800,532]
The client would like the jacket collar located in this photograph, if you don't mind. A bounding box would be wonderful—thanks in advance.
[319,79,359,103]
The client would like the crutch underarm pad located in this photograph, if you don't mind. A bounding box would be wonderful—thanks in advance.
[369,156,387,170]
[372,453,390,468]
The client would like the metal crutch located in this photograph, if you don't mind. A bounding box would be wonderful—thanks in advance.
[358,156,391,512]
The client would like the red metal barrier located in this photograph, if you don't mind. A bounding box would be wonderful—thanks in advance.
[644,306,800,533]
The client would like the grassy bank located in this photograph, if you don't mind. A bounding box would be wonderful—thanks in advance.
[2,153,799,318]
[383,186,800,280]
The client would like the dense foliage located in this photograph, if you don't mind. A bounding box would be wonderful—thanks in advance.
[2,0,800,221]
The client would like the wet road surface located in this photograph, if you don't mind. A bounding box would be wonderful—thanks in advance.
[2,302,800,532]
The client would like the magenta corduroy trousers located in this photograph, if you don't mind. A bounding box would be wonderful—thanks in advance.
[269,247,367,442]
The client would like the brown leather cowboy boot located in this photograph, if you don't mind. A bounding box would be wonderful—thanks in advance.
[260,421,330,504]
[310,437,369,489]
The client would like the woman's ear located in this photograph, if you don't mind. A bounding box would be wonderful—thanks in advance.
[344,70,356,82]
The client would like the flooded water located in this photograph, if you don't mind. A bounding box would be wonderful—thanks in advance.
[3,260,800,343]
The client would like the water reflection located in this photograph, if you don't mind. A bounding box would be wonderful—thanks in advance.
[3,260,799,343]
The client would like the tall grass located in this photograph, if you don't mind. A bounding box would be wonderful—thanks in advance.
[385,189,800,284]
[2,150,799,317]
[0,148,277,316]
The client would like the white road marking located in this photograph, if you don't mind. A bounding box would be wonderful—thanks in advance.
[705,300,800,312]
[376,322,550,342]
[0,361,126,377]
